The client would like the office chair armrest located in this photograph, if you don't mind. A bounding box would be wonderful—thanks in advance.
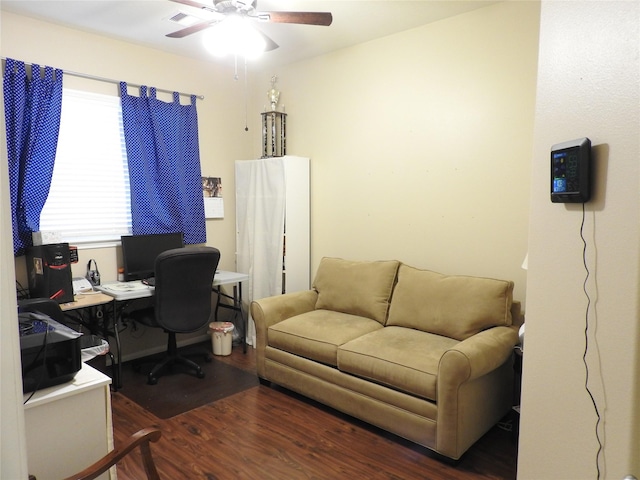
[63,427,162,480]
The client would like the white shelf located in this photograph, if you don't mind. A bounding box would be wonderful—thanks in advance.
[23,363,114,480]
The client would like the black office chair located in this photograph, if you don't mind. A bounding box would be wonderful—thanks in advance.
[131,246,220,385]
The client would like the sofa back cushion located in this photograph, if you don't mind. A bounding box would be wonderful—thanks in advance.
[313,257,400,325]
[387,264,514,340]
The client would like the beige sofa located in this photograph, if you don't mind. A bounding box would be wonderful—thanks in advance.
[251,257,522,460]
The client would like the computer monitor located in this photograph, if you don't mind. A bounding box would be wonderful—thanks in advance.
[120,232,184,282]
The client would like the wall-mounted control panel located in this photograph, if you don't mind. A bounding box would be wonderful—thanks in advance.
[551,137,591,203]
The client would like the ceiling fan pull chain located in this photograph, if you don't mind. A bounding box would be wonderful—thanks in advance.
[244,57,249,131]
[234,53,239,81]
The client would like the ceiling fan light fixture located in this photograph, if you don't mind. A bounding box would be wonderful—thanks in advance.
[202,15,266,59]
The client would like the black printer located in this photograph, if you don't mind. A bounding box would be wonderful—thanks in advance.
[19,312,82,393]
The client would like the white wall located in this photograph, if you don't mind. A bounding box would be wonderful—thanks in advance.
[253,1,540,304]
[518,2,640,478]
[0,14,29,474]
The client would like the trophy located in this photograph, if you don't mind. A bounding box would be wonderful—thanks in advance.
[268,75,280,111]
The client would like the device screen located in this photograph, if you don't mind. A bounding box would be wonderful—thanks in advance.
[552,148,580,194]
[121,232,184,281]
[550,137,590,203]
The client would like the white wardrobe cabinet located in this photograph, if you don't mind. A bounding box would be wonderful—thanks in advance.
[235,155,310,344]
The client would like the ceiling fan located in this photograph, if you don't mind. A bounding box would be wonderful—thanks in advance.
[166,0,333,51]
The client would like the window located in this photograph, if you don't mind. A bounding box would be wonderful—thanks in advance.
[39,88,132,244]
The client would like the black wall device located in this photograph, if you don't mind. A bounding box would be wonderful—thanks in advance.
[551,137,591,203]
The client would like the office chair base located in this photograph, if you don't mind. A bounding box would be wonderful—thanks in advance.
[146,354,206,385]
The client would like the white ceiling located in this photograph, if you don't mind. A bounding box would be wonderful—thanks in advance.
[1,0,497,69]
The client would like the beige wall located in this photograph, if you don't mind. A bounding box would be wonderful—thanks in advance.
[253,1,540,304]
[519,1,640,478]
[2,1,545,475]
[5,2,539,303]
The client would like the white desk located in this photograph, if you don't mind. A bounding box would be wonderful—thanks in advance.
[213,270,249,287]
[60,292,119,388]
[96,270,249,301]
[213,271,250,353]
[96,270,250,385]
[24,363,114,480]
[96,279,154,301]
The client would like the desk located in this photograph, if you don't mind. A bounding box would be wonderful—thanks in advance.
[60,292,115,311]
[24,363,114,480]
[213,271,250,353]
[60,292,119,388]
[96,270,249,385]
[95,282,151,388]
[95,280,154,301]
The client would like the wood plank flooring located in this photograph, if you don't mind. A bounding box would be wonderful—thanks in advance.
[109,346,518,479]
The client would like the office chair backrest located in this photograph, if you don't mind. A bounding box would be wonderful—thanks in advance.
[154,246,221,334]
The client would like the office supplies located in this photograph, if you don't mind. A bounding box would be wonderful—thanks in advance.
[73,277,94,294]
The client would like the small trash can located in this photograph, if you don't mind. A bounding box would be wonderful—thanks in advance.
[80,335,110,363]
[209,321,235,356]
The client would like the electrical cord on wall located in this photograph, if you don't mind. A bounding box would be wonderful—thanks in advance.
[581,201,603,479]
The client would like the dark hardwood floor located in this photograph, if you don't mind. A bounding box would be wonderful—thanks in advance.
[109,346,518,479]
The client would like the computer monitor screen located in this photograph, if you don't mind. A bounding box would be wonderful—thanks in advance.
[120,232,184,282]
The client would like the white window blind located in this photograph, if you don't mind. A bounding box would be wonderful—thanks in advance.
[40,88,132,244]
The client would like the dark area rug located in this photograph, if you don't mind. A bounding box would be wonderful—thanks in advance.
[115,346,259,419]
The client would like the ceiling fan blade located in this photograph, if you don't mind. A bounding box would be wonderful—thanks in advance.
[166,20,219,38]
[257,11,332,26]
[169,0,216,13]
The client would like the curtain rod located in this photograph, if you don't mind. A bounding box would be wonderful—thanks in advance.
[1,57,205,100]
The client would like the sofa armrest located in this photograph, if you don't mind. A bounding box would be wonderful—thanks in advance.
[436,325,518,458]
[250,290,318,377]
[438,325,518,384]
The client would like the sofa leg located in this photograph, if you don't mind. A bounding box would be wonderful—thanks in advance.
[258,377,271,387]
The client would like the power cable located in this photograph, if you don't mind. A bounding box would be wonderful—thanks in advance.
[581,201,603,479]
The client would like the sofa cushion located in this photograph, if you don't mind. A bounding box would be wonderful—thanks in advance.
[313,257,400,325]
[387,264,514,341]
[338,326,459,401]
[268,310,383,366]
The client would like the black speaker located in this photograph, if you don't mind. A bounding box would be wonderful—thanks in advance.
[26,243,74,304]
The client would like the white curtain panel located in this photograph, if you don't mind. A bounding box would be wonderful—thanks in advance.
[235,157,286,345]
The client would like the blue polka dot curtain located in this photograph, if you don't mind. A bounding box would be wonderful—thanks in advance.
[3,59,63,256]
[119,82,206,245]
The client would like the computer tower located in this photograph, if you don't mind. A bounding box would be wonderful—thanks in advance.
[26,243,74,304]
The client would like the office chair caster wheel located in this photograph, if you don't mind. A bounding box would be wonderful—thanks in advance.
[196,370,205,379]
[147,375,158,385]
